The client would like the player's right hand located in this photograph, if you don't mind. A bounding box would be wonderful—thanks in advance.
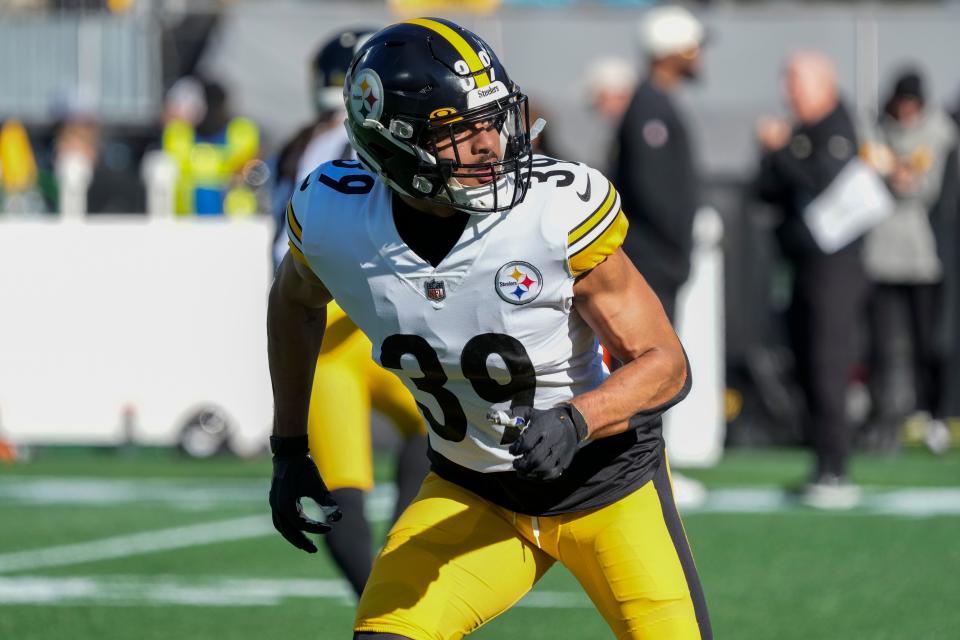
[268,435,342,553]
[507,405,589,482]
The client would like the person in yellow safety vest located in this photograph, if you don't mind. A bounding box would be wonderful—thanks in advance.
[162,80,260,217]
[0,119,46,213]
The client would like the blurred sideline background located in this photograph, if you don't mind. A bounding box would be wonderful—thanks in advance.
[1,0,959,638]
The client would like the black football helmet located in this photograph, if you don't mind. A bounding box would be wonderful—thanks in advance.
[343,18,539,214]
[312,28,377,115]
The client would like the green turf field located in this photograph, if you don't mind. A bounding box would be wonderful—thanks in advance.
[1,447,958,639]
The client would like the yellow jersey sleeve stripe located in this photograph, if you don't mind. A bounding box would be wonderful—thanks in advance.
[568,209,629,276]
[567,180,616,246]
[287,201,303,243]
[288,240,309,266]
[568,194,620,255]
[286,225,302,251]
[404,18,491,87]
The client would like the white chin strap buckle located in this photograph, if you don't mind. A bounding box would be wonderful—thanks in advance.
[412,176,433,194]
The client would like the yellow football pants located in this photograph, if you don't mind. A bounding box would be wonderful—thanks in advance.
[355,456,711,639]
[308,304,424,491]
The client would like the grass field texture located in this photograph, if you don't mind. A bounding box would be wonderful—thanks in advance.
[1,447,958,639]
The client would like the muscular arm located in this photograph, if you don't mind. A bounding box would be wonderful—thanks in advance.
[267,253,333,438]
[569,249,688,440]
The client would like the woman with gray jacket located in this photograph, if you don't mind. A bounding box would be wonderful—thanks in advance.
[862,70,958,453]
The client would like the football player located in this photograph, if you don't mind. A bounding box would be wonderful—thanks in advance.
[268,18,711,639]
[270,28,430,598]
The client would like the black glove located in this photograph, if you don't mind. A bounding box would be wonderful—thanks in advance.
[508,404,589,482]
[269,435,342,553]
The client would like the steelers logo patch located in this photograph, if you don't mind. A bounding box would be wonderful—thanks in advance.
[349,68,384,122]
[495,261,543,305]
[429,107,458,120]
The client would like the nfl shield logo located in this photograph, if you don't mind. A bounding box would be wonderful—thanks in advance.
[424,279,446,301]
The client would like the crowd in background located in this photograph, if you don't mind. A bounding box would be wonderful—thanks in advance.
[586,8,959,503]
[1,3,959,486]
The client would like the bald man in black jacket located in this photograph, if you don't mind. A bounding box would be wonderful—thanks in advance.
[755,52,870,509]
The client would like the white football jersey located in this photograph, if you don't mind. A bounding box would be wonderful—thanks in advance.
[286,156,628,473]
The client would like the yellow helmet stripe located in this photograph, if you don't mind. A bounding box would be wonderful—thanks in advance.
[404,18,491,87]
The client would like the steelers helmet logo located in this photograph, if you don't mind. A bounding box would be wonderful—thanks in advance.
[350,68,384,122]
[495,261,543,305]
[429,107,458,120]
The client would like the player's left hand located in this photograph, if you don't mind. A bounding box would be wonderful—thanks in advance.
[508,404,589,481]
[269,435,342,553]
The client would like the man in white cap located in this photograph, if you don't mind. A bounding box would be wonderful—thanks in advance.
[612,5,705,323]
[584,56,637,125]
[582,56,637,174]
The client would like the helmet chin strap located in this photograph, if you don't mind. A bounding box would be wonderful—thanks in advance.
[436,129,520,215]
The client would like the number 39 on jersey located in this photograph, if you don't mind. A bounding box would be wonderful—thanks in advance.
[287,156,628,473]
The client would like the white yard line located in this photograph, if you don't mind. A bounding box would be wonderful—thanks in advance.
[0,574,593,608]
[0,515,274,574]
[700,486,960,517]
[4,476,960,517]
[0,477,263,506]
[0,476,398,520]
[0,477,958,609]
[1,479,959,577]
[0,575,348,606]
